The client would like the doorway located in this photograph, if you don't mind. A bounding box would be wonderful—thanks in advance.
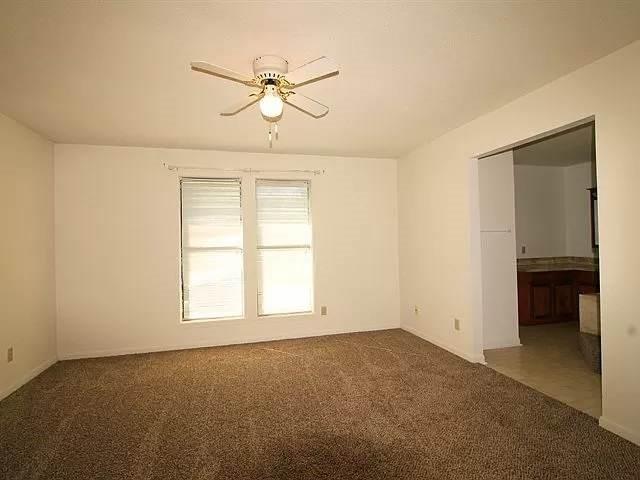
[477,120,602,417]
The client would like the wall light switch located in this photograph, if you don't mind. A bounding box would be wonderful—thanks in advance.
[521,245,526,254]
[454,318,461,331]
[7,347,13,363]
[414,306,420,315]
[320,306,327,316]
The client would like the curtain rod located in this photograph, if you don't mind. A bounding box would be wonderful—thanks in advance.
[162,162,324,175]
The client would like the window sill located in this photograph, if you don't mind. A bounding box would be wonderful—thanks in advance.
[258,311,314,319]
[180,311,315,325]
[180,315,245,325]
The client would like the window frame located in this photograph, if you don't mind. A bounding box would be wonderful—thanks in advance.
[255,178,315,318]
[179,176,245,323]
[177,173,316,324]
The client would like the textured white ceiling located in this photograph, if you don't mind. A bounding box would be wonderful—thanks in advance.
[514,124,594,167]
[0,1,638,158]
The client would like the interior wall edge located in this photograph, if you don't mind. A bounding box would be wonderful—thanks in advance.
[0,357,57,402]
[401,324,486,364]
[599,416,640,447]
[0,111,57,403]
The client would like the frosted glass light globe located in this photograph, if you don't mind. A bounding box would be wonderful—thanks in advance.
[259,90,284,118]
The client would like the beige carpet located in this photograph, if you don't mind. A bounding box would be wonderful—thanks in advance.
[1,329,639,479]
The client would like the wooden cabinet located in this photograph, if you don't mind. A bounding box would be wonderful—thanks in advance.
[518,270,598,325]
[531,285,553,321]
[554,284,574,319]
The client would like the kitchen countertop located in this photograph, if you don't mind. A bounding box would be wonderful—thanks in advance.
[517,256,599,273]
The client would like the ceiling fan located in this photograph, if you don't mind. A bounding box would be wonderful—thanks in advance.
[190,55,339,147]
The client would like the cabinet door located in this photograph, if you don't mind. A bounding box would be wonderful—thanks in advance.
[575,270,598,288]
[531,285,553,321]
[554,284,574,319]
[517,273,532,324]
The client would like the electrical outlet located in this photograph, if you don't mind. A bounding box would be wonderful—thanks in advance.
[454,318,461,331]
[414,305,420,315]
[320,306,327,316]
[7,347,13,363]
[521,245,526,254]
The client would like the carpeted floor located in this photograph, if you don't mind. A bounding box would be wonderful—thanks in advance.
[1,329,639,479]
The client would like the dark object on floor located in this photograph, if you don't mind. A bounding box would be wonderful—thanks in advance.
[579,331,602,373]
[1,329,638,479]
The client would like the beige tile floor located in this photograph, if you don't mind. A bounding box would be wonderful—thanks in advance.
[484,322,602,417]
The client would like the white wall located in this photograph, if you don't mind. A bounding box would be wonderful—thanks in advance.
[478,151,520,350]
[398,41,640,445]
[513,162,596,259]
[482,159,595,350]
[514,165,567,258]
[0,113,57,400]
[564,162,596,257]
[54,145,400,359]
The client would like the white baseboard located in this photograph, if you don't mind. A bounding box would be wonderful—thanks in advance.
[599,416,640,446]
[58,324,400,360]
[0,357,58,402]
[483,338,522,351]
[401,324,485,364]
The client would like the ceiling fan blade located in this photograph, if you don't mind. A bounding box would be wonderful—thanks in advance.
[191,61,255,85]
[285,92,329,118]
[284,56,339,88]
[220,93,264,116]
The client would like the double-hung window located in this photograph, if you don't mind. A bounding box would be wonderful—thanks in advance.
[179,177,313,321]
[180,178,243,320]
[256,179,313,316]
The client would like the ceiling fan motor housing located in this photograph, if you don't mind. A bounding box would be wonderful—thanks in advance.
[253,55,288,81]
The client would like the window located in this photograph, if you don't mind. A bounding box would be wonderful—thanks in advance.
[180,178,243,320]
[256,179,313,316]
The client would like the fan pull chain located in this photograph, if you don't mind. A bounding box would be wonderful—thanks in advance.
[267,124,280,148]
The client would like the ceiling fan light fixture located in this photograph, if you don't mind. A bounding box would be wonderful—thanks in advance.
[190,55,339,141]
[259,86,283,119]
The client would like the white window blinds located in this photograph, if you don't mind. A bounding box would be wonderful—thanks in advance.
[181,178,243,320]
[256,179,313,316]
